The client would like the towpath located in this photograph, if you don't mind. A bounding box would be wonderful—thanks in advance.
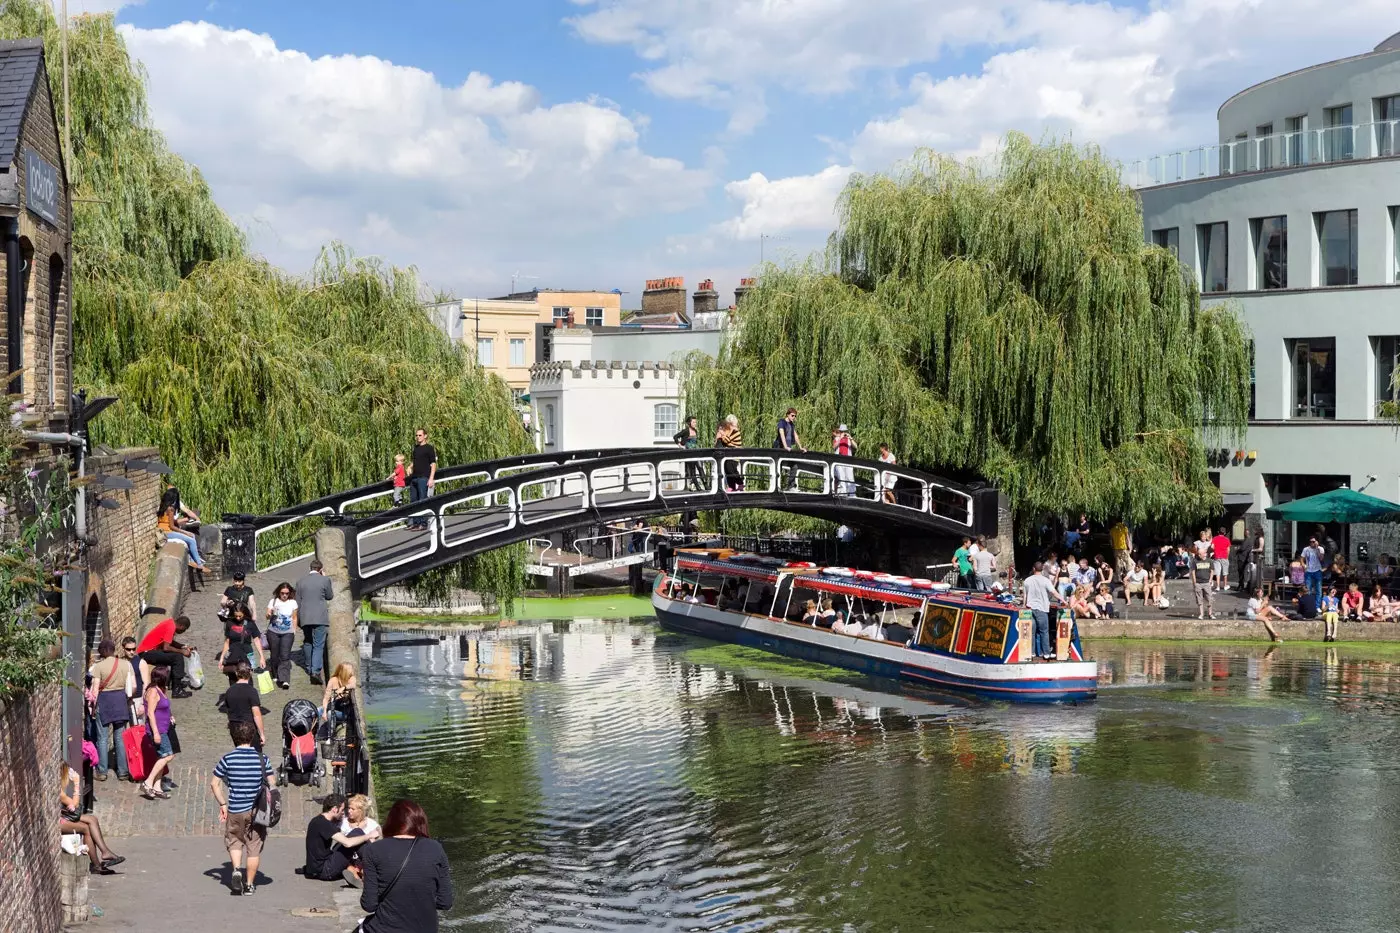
[79,561,363,931]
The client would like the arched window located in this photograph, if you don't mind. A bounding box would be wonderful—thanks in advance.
[653,403,678,440]
[47,254,63,406]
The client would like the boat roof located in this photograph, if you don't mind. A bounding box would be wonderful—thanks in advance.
[673,549,1023,613]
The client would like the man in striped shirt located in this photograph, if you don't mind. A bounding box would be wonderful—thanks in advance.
[209,720,275,895]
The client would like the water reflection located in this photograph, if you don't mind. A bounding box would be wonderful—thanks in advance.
[366,622,1400,932]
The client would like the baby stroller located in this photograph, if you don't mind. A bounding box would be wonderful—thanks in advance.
[277,698,324,787]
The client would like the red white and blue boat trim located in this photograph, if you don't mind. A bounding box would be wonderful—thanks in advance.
[654,551,1096,704]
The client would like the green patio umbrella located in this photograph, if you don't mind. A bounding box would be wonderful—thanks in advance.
[1264,487,1400,524]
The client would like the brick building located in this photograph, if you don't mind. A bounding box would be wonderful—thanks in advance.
[0,38,78,933]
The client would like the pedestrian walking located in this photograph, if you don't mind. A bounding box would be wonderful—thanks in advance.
[388,454,407,507]
[1109,520,1133,581]
[773,408,803,490]
[219,661,267,750]
[221,570,255,619]
[209,720,275,896]
[831,424,856,497]
[296,560,335,686]
[1190,547,1215,619]
[140,666,177,800]
[715,415,743,491]
[220,602,266,686]
[877,442,897,504]
[87,639,135,782]
[408,428,437,530]
[264,582,298,690]
[359,799,454,933]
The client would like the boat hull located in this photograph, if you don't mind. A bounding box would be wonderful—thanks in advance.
[654,590,1097,704]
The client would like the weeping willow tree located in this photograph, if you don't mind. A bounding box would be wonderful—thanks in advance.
[0,2,529,598]
[686,136,1251,533]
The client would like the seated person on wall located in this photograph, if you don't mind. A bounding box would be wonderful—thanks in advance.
[1293,588,1318,620]
[136,615,194,698]
[1093,583,1116,619]
[60,763,125,875]
[304,794,374,886]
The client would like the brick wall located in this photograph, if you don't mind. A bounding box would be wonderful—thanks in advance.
[85,447,165,644]
[0,54,72,433]
[0,685,62,933]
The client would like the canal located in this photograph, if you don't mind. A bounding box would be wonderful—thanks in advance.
[365,607,1400,932]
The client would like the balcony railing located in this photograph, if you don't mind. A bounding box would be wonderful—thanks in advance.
[1124,120,1400,188]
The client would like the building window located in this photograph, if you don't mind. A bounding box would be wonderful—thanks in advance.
[653,403,679,440]
[1391,206,1400,283]
[1198,222,1228,292]
[47,255,62,406]
[1374,337,1400,418]
[1377,95,1400,157]
[585,307,603,327]
[509,338,526,367]
[543,403,556,446]
[1250,216,1287,289]
[1323,104,1353,162]
[477,337,494,366]
[552,306,571,324]
[1315,210,1358,286]
[1289,338,1336,420]
[1152,227,1179,259]
[1255,123,1274,170]
[1285,115,1307,165]
[511,387,526,404]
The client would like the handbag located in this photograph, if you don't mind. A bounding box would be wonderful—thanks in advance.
[167,723,182,755]
[254,670,276,694]
[357,838,419,932]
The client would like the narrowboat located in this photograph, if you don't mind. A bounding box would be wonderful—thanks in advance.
[654,548,1097,704]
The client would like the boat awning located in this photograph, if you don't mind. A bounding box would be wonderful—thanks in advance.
[794,575,927,608]
[675,556,777,582]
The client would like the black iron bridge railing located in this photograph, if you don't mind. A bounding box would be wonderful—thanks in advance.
[286,448,1000,596]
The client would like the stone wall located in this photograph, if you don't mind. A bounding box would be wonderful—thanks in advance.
[84,447,165,644]
[0,685,62,933]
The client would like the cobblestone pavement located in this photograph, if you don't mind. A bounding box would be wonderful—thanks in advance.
[82,560,358,930]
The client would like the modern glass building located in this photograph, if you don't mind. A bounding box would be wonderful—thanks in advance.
[1131,30,1400,563]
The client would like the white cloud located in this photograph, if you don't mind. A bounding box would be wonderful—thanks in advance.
[119,21,711,295]
[710,0,1395,239]
[718,165,852,240]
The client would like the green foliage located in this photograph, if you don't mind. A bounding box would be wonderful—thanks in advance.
[685,136,1251,531]
[0,3,530,598]
[0,415,71,700]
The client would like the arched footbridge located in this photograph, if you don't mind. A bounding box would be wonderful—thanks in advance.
[226,448,1000,597]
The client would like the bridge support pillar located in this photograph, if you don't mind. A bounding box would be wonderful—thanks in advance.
[548,564,573,598]
[628,562,645,596]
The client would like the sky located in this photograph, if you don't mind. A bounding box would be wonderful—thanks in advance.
[62,0,1398,306]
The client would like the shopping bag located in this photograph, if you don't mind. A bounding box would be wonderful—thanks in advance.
[186,649,205,689]
[254,670,276,694]
[123,724,151,781]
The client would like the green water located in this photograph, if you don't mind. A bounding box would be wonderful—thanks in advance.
[366,620,1400,931]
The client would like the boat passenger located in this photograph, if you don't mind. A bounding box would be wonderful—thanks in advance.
[801,600,820,626]
[858,619,883,639]
[819,597,837,626]
[883,614,914,644]
[716,580,739,611]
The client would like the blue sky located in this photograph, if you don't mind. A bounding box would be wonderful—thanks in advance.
[86,0,1394,304]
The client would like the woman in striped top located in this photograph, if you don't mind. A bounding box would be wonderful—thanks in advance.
[715,414,743,491]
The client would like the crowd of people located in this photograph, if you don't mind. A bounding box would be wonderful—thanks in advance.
[70,434,460,927]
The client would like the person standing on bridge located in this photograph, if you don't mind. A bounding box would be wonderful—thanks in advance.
[831,424,857,497]
[408,429,437,531]
[673,415,702,490]
[716,415,743,492]
[297,560,335,686]
[773,408,804,490]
